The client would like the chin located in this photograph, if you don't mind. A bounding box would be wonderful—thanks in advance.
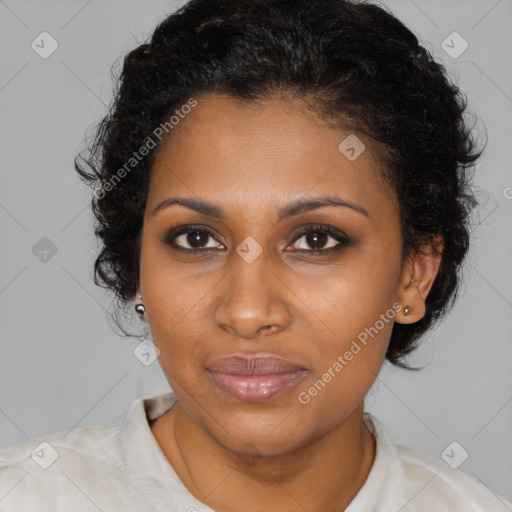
[199,402,317,455]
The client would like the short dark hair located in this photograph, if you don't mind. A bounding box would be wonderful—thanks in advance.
[75,0,484,369]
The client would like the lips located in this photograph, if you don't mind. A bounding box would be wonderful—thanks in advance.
[207,355,306,375]
[206,355,307,402]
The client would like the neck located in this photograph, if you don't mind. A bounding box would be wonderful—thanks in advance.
[151,401,376,512]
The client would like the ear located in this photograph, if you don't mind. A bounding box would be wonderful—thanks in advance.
[395,235,443,324]
[134,284,148,322]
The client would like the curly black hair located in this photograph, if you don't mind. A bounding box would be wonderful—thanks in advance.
[75,0,484,369]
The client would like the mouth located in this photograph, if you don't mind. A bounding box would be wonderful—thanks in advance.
[206,355,308,403]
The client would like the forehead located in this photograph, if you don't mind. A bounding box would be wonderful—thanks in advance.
[148,93,397,222]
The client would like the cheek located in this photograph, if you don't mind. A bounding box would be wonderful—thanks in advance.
[139,232,217,330]
[294,294,395,425]
[138,245,228,380]
[296,308,393,409]
[293,247,400,394]
[303,245,400,337]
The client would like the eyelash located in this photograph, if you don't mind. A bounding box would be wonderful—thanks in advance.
[164,224,352,255]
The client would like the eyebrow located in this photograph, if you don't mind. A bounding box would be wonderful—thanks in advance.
[151,196,369,220]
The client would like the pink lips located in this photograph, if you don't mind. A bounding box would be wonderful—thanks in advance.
[206,355,307,402]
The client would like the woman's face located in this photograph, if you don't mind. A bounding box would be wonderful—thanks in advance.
[138,94,429,455]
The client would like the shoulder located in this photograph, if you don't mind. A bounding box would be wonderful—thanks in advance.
[0,419,123,467]
[0,421,136,510]
[0,392,180,511]
[361,413,512,512]
[394,442,512,511]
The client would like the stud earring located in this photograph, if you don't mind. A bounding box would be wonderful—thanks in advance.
[403,305,413,316]
[135,295,145,317]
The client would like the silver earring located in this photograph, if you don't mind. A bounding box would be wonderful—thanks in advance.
[135,295,145,317]
[403,305,413,316]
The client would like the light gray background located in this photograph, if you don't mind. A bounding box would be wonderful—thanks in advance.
[1,0,511,504]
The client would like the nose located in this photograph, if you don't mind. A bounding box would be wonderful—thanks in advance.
[213,251,292,340]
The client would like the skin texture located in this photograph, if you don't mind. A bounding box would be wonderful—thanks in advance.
[137,93,443,512]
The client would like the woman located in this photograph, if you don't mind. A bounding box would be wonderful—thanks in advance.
[1,0,510,510]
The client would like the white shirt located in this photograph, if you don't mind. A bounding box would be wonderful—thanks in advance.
[0,391,510,511]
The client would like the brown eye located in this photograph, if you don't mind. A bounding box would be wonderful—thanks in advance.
[288,225,351,253]
[165,226,225,251]
[183,230,210,249]
[304,231,329,250]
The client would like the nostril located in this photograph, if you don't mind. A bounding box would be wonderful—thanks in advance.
[261,325,275,336]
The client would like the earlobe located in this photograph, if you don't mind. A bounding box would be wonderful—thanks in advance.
[135,286,146,320]
[395,236,443,324]
[396,276,419,324]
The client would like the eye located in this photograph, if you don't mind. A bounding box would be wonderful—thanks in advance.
[288,225,351,254]
[164,224,351,254]
[165,225,225,251]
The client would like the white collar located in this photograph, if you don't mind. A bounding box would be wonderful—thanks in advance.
[121,391,402,512]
